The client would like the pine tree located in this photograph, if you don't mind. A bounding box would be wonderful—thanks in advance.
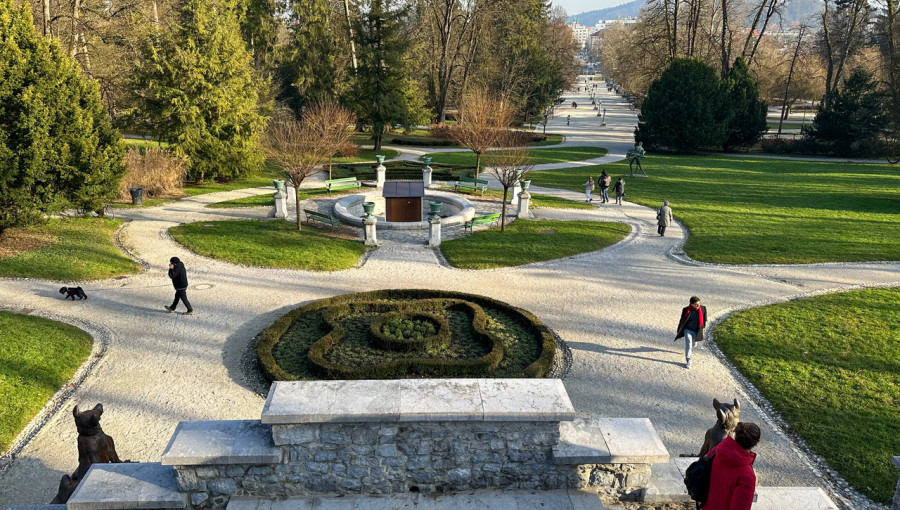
[723,57,768,150]
[134,0,268,181]
[277,0,336,114]
[0,0,124,232]
[806,67,887,156]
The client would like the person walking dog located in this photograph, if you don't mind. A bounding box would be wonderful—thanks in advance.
[704,422,761,510]
[583,176,595,202]
[657,201,673,236]
[675,296,707,368]
[614,177,625,205]
[165,257,193,315]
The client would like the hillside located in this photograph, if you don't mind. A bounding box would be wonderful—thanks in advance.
[567,0,643,25]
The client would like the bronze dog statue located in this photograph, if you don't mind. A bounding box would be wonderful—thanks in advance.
[698,398,741,457]
[50,404,123,504]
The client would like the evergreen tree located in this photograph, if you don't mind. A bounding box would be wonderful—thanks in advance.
[235,0,280,72]
[635,58,727,153]
[0,0,124,232]
[134,0,267,181]
[278,0,336,114]
[348,0,424,150]
[806,67,887,156]
[723,58,768,150]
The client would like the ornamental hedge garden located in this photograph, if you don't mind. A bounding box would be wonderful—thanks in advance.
[257,289,556,381]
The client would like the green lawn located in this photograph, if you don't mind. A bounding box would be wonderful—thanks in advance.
[427,146,608,166]
[529,154,900,264]
[0,311,93,451]
[441,219,630,269]
[715,288,900,504]
[169,220,365,271]
[530,193,594,210]
[0,218,140,280]
[333,148,398,163]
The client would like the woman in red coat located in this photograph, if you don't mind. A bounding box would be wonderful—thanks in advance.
[704,422,761,510]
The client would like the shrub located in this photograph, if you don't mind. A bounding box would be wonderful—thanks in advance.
[723,58,768,150]
[118,147,187,200]
[806,68,887,157]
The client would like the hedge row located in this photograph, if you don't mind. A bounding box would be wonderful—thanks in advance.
[255,289,556,381]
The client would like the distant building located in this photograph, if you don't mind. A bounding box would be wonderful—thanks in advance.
[568,21,592,49]
[587,18,637,55]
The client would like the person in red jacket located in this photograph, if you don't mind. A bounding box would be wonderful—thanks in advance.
[705,422,761,510]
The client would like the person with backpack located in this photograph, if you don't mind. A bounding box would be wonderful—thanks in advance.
[703,422,760,510]
[599,171,612,203]
[614,177,625,205]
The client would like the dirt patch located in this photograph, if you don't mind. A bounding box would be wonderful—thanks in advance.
[539,229,558,234]
[0,228,56,259]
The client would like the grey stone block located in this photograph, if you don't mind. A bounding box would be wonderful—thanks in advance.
[3,506,66,510]
[398,379,483,421]
[478,379,576,422]
[190,493,209,507]
[161,420,281,466]
[67,462,187,510]
[554,418,669,465]
[262,380,402,423]
[272,424,318,446]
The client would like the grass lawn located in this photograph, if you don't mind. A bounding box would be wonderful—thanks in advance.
[427,146,608,167]
[530,193,594,209]
[529,154,900,264]
[441,219,630,269]
[0,311,93,452]
[169,220,365,271]
[0,218,140,281]
[333,148,398,163]
[533,134,565,146]
[715,287,900,503]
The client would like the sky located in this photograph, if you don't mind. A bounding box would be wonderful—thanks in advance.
[553,0,627,16]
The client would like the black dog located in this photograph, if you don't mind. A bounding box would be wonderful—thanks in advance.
[59,286,87,300]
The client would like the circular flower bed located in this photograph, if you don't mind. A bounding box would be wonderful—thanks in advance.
[257,289,556,380]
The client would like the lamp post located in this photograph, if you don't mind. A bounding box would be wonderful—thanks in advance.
[601,108,606,127]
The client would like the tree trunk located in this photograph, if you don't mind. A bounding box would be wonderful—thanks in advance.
[70,0,82,58]
[42,0,51,37]
[720,0,730,77]
[152,0,160,25]
[80,32,92,76]
[778,26,804,136]
[294,183,302,231]
[344,0,358,71]
[500,187,508,232]
[475,152,482,179]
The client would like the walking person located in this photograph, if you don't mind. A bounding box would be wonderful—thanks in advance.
[583,176,595,202]
[704,422,761,510]
[614,177,625,205]
[599,170,611,203]
[165,257,193,315]
[657,200,673,236]
[674,296,707,369]
[567,115,570,126]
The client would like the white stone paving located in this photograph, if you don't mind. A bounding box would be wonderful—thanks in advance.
[0,86,897,508]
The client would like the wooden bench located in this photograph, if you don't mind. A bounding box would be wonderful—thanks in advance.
[304,209,341,228]
[325,177,360,193]
[454,176,489,195]
[463,213,501,234]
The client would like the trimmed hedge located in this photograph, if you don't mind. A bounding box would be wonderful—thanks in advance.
[256,289,556,381]
[370,311,449,352]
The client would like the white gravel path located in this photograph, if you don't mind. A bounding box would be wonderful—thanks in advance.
[0,86,897,509]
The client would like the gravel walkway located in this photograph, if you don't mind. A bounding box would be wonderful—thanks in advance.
[0,87,897,509]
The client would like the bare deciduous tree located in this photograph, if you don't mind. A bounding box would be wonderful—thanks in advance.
[315,101,357,180]
[486,132,533,232]
[445,88,514,179]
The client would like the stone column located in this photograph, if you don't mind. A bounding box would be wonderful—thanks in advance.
[508,183,521,208]
[273,191,287,219]
[375,155,386,189]
[364,216,378,247]
[422,166,433,188]
[516,190,531,218]
[428,217,441,247]
[892,456,900,510]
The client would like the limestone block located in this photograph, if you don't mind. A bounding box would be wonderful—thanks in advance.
[478,379,575,422]
[398,379,482,421]
[67,462,186,510]
[364,216,378,247]
[554,418,668,465]
[262,380,402,424]
[161,420,281,466]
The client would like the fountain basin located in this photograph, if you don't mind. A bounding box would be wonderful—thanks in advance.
[334,191,475,230]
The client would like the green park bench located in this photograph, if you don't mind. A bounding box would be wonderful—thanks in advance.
[463,213,501,234]
[454,176,489,195]
[325,177,361,193]
[304,209,341,228]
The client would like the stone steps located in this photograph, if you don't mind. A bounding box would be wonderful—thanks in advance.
[66,462,186,510]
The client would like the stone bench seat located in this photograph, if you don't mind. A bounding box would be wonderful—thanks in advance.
[553,418,669,465]
[67,463,186,510]
[261,379,576,425]
[161,420,281,467]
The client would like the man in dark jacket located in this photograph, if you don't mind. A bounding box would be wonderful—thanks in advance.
[704,422,760,510]
[165,257,193,315]
[675,296,707,369]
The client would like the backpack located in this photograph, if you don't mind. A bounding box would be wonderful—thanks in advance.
[684,453,715,509]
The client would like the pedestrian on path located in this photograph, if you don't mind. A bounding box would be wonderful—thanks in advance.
[704,422,760,510]
[599,171,612,203]
[614,177,625,205]
[583,176,595,202]
[165,256,193,315]
[567,115,570,126]
[657,201,673,236]
[674,296,707,368]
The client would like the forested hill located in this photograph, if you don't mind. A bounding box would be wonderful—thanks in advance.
[567,0,642,25]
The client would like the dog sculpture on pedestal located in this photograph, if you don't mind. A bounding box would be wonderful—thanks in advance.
[698,398,741,458]
[50,404,123,504]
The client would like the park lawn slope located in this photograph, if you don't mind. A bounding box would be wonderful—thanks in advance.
[427,146,607,166]
[529,155,900,264]
[0,218,140,281]
[715,287,900,504]
[441,219,630,269]
[170,220,365,271]
[0,311,93,451]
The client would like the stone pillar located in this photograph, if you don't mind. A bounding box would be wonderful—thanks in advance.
[892,456,900,510]
[375,155,386,189]
[422,166,433,188]
[516,190,531,218]
[508,183,521,208]
[428,217,441,247]
[364,216,378,247]
[273,191,287,219]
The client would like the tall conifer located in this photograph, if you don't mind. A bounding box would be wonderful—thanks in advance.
[278,0,336,114]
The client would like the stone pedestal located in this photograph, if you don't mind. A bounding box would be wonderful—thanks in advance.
[375,164,386,189]
[516,190,531,218]
[428,217,441,247]
[273,191,287,219]
[364,216,378,247]
[508,183,521,207]
[422,166,433,188]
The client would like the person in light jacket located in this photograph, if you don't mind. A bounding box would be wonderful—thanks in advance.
[165,257,193,315]
[657,201,673,236]
[704,422,760,510]
[583,176,595,202]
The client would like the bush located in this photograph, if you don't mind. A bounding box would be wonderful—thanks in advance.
[723,58,768,150]
[118,148,187,200]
